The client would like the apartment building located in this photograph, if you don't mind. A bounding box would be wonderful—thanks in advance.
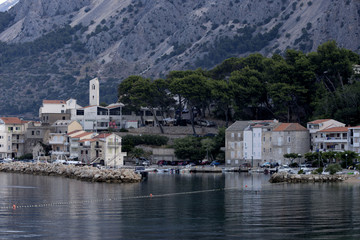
[307,119,345,151]
[349,126,360,153]
[226,120,310,167]
[315,127,349,152]
[78,133,126,167]
[0,117,28,159]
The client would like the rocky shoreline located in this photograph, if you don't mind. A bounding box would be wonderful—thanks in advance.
[269,172,348,183]
[0,162,142,183]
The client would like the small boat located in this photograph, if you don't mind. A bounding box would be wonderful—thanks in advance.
[156,168,170,173]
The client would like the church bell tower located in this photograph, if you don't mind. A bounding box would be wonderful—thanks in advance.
[89,78,100,106]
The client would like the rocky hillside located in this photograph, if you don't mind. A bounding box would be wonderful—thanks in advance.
[1,0,360,117]
[0,0,18,12]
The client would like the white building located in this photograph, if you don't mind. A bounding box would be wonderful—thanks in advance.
[79,133,126,167]
[315,127,349,152]
[307,119,345,151]
[0,117,28,159]
[349,126,360,153]
[39,99,82,124]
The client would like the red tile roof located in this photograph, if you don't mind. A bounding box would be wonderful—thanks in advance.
[67,130,82,136]
[319,127,349,133]
[273,123,307,132]
[107,105,123,109]
[0,117,23,124]
[71,132,94,138]
[308,119,332,124]
[94,133,112,139]
[43,100,65,104]
[78,139,98,143]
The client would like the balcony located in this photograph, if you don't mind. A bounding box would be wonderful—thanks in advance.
[49,140,65,145]
[324,137,347,143]
[51,151,70,155]
[70,143,79,148]
[12,139,24,143]
[353,143,360,147]
[107,142,120,148]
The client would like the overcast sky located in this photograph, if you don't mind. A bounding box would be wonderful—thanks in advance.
[0,0,8,4]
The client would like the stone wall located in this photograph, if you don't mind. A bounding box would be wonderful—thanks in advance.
[0,162,141,183]
[269,172,347,183]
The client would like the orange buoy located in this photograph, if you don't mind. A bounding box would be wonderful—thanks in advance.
[245,185,247,188]
[150,194,153,197]
[12,204,16,210]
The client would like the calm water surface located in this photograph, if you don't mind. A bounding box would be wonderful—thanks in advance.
[0,172,359,239]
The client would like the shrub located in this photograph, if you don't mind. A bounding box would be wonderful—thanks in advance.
[312,167,323,175]
[289,162,299,168]
[325,164,342,175]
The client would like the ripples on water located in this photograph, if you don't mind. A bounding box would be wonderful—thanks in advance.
[0,172,359,239]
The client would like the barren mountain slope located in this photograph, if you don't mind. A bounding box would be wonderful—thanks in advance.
[0,0,360,117]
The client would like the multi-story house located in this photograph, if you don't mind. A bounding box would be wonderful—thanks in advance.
[78,133,126,167]
[226,120,310,167]
[243,120,280,167]
[49,121,83,160]
[271,123,310,165]
[68,131,96,159]
[0,117,28,159]
[72,103,125,132]
[39,99,82,125]
[315,127,349,152]
[24,121,50,156]
[225,121,251,167]
[307,119,345,151]
[349,126,360,153]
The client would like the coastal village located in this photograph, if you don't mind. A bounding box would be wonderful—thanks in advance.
[0,77,359,172]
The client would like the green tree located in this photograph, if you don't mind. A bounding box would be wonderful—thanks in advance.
[173,136,205,161]
[169,70,211,135]
[118,76,174,134]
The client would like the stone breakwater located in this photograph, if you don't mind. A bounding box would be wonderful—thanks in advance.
[0,162,142,183]
[270,172,348,183]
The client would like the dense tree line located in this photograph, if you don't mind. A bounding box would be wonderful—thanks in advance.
[118,41,360,130]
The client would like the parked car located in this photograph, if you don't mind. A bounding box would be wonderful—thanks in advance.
[210,161,221,166]
[261,162,271,168]
[142,160,150,166]
[157,160,168,166]
[200,160,210,165]
[197,119,216,127]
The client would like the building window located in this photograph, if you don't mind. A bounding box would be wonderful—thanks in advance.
[31,131,34,135]
[231,133,234,138]
[16,127,20,130]
[227,160,231,164]
[269,148,272,152]
[235,160,239,164]
[287,137,291,143]
[36,131,40,135]
[263,148,266,153]
[231,151,235,158]
[263,137,265,142]
[92,84,95,90]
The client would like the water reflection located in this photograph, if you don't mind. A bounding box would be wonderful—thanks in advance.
[0,172,360,239]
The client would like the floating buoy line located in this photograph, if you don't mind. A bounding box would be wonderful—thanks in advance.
[0,185,269,210]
